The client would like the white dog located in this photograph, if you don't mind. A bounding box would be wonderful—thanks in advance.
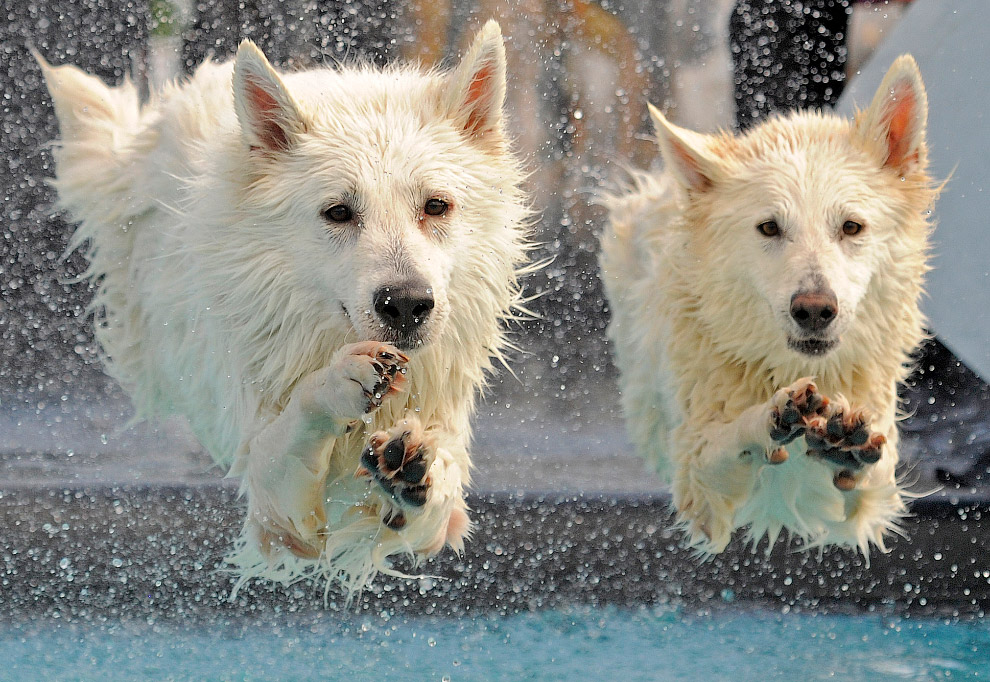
[37,21,530,594]
[601,56,936,556]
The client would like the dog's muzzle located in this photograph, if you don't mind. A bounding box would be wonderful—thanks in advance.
[787,287,839,356]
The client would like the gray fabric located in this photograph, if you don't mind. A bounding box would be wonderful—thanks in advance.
[839,0,990,381]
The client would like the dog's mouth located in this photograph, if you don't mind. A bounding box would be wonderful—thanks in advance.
[341,303,431,352]
[787,336,838,356]
[370,329,432,353]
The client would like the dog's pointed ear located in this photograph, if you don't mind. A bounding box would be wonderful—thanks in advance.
[649,103,720,192]
[233,40,306,152]
[856,55,928,172]
[445,20,507,141]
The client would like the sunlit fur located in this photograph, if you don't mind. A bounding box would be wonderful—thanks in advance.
[601,56,936,556]
[36,21,530,596]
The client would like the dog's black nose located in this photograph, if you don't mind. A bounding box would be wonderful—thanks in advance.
[373,283,435,333]
[790,289,838,332]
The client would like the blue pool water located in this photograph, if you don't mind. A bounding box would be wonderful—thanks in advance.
[1,607,986,681]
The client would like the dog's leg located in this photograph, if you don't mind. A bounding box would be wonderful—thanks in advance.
[242,341,408,558]
[676,378,901,553]
[358,415,471,556]
[800,394,904,552]
[673,377,828,550]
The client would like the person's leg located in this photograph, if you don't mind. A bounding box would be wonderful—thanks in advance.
[729,0,851,130]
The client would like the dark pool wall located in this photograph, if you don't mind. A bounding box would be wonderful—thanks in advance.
[1,486,986,620]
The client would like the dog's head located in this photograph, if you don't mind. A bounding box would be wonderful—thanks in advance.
[228,22,519,353]
[651,56,932,364]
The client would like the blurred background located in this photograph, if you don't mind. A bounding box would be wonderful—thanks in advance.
[4,0,984,491]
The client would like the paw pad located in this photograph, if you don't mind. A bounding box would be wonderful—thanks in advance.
[805,403,885,476]
[768,381,886,489]
[358,426,433,520]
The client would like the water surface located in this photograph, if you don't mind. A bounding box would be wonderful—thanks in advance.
[3,606,986,681]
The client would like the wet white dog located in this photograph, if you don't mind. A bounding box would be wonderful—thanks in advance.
[37,21,529,594]
[601,57,936,556]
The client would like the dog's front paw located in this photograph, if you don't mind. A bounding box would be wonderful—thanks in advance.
[803,396,886,490]
[307,341,409,428]
[766,378,828,462]
[357,417,434,530]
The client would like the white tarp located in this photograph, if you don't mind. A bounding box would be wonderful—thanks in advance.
[839,1,990,379]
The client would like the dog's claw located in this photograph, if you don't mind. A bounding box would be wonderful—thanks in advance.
[833,470,857,491]
[826,413,846,440]
[360,346,408,413]
[858,434,886,464]
[377,350,407,364]
[767,447,789,464]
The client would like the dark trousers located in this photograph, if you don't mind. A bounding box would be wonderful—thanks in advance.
[729,0,851,130]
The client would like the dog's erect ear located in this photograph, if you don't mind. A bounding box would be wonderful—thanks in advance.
[649,103,720,192]
[445,20,507,141]
[233,40,306,152]
[856,55,928,172]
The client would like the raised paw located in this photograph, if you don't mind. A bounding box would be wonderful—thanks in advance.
[768,378,828,447]
[356,417,434,529]
[305,341,410,428]
[349,341,409,413]
[803,397,886,489]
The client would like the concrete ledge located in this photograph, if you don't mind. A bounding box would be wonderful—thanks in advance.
[1,484,986,622]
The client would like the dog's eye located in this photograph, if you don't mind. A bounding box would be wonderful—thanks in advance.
[424,198,448,217]
[756,220,780,237]
[322,204,353,223]
[842,220,864,236]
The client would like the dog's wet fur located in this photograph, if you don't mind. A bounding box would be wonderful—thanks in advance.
[37,21,530,594]
[602,56,937,555]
